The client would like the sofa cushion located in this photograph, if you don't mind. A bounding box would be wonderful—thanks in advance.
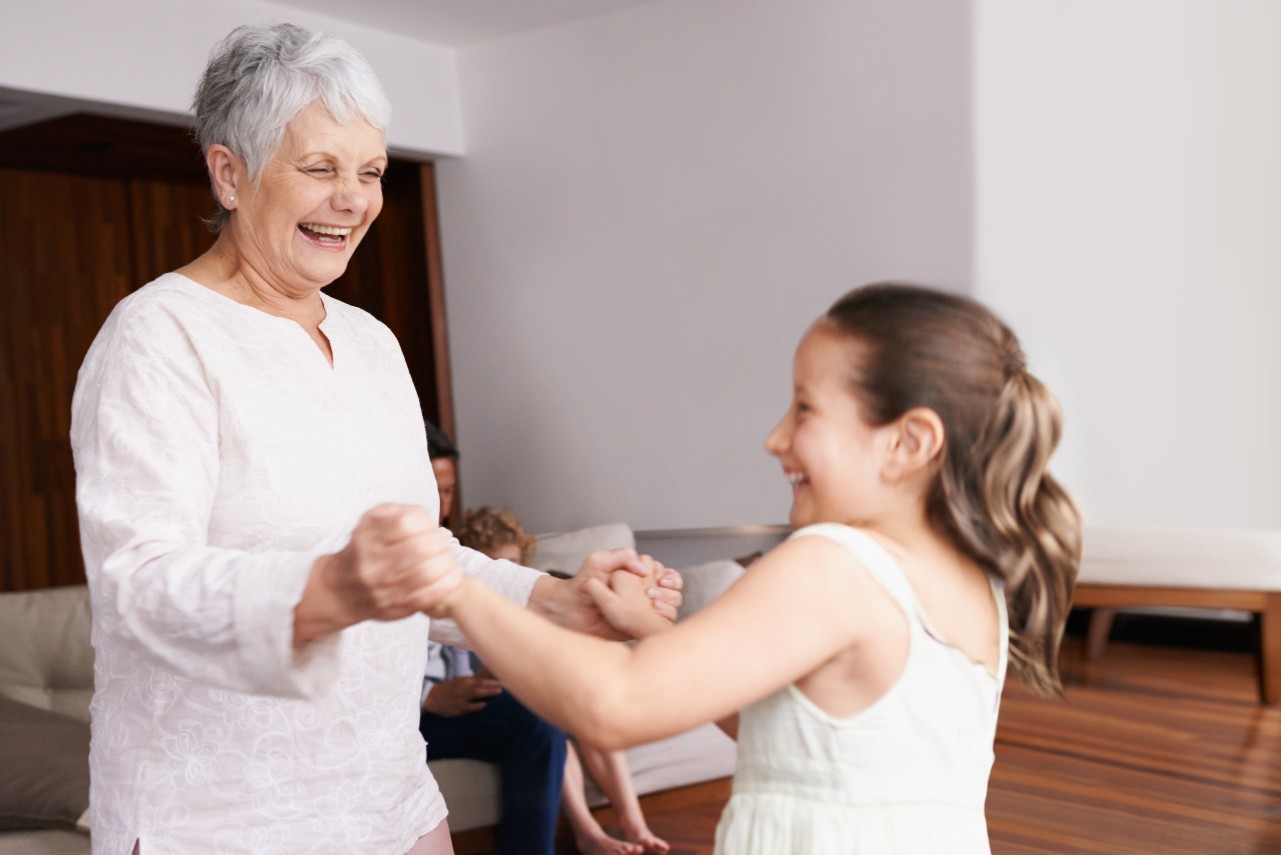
[0,586,94,722]
[429,758,501,833]
[677,559,746,620]
[529,523,636,576]
[583,722,737,807]
[0,828,90,853]
[1078,525,1281,590]
[0,695,90,833]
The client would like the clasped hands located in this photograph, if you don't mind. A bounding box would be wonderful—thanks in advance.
[298,503,680,648]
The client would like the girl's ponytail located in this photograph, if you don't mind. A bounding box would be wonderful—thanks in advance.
[935,348,1081,695]
[826,284,1082,695]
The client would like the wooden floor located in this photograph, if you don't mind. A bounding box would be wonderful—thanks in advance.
[457,615,1281,854]
[989,620,1281,854]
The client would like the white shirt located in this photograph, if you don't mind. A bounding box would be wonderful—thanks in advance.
[71,273,541,855]
[421,643,477,705]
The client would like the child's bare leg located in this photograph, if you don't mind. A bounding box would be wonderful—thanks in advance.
[577,742,669,854]
[563,742,642,855]
[405,818,455,854]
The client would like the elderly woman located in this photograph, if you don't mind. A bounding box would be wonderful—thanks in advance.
[71,23,678,855]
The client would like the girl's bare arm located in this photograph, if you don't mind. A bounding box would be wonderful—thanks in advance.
[432,535,884,749]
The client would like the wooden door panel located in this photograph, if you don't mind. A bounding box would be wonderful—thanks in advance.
[0,116,448,592]
[0,167,135,590]
[128,178,216,283]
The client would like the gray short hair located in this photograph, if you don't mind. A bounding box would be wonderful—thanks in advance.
[193,23,392,231]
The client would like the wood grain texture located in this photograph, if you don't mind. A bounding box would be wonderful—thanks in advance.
[0,167,136,591]
[989,637,1281,853]
[420,162,455,439]
[0,114,447,592]
[450,637,1281,854]
[325,157,439,425]
[1076,584,1280,704]
[1263,595,1281,706]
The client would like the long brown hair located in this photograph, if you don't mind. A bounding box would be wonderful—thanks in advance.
[825,283,1081,695]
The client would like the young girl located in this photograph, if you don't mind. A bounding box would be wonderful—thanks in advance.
[426,283,1081,853]
[457,507,670,855]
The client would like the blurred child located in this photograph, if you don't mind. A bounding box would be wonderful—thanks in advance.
[458,506,670,855]
[430,284,1081,854]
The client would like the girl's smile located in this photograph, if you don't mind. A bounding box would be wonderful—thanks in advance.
[766,323,891,531]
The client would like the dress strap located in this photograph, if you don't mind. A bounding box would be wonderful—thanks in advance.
[789,523,925,625]
[990,577,1010,690]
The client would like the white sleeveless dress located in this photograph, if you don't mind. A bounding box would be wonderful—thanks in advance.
[714,523,1009,854]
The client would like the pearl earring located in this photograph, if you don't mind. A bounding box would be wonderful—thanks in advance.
[227,195,235,205]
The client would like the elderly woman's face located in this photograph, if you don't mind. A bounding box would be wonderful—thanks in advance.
[232,101,387,292]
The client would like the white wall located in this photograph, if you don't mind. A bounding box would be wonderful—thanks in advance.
[975,0,1281,529]
[1,0,464,156]
[437,0,974,532]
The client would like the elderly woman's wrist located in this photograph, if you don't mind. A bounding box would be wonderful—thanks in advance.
[293,552,350,649]
[428,576,474,621]
[527,574,574,626]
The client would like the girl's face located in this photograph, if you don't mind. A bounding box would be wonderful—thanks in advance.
[765,324,895,530]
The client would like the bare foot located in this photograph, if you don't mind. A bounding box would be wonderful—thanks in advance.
[575,827,643,855]
[621,822,670,855]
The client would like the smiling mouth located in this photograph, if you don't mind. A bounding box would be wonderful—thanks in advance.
[299,223,352,246]
[786,471,807,489]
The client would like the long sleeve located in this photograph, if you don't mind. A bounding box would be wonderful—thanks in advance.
[76,275,452,853]
[72,287,338,700]
[431,542,543,648]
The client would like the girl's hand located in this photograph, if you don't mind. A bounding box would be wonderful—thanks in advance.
[584,561,676,640]
[646,560,684,621]
[576,550,683,621]
[528,550,681,640]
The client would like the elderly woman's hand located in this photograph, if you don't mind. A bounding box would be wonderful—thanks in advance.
[578,550,683,620]
[581,558,677,640]
[294,504,462,649]
[533,551,681,641]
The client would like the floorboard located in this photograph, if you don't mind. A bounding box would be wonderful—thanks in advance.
[456,614,1281,854]
[989,623,1281,855]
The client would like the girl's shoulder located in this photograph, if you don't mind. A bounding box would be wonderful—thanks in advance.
[788,523,898,569]
[783,524,921,619]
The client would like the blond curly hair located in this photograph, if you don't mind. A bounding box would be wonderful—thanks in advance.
[456,506,536,565]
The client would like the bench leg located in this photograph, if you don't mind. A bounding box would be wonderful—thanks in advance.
[1260,595,1281,705]
[1086,608,1117,661]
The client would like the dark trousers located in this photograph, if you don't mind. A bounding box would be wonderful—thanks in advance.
[419,690,567,855]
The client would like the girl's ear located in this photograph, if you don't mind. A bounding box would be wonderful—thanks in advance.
[882,407,945,483]
[206,144,241,208]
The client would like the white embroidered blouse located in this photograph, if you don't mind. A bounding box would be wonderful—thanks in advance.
[71,273,540,855]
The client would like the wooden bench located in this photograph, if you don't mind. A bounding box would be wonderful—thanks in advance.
[1073,526,1281,705]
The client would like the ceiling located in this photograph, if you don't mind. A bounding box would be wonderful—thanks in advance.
[0,2,662,137]
[268,0,664,46]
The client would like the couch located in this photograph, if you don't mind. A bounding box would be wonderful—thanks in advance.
[0,522,747,853]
